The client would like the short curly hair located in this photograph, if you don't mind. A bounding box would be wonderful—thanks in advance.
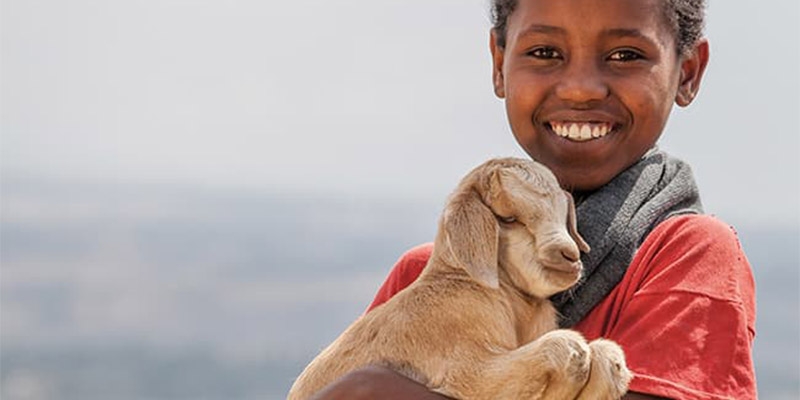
[490,0,706,55]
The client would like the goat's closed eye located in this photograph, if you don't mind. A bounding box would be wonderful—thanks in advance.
[498,215,517,224]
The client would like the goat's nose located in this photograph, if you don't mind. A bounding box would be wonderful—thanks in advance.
[561,246,580,263]
[540,239,582,272]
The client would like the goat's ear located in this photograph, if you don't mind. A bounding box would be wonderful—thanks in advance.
[443,191,500,289]
[564,191,590,253]
[486,167,525,216]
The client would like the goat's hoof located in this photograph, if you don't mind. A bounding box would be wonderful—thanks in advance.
[537,330,591,385]
[582,339,633,399]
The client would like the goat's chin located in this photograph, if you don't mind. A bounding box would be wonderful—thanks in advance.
[524,268,581,299]
[544,267,582,290]
[502,263,578,299]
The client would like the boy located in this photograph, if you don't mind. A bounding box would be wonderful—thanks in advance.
[309,0,756,398]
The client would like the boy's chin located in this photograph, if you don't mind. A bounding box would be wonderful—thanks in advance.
[544,153,649,193]
[552,168,615,193]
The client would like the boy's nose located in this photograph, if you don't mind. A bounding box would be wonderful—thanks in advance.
[554,62,609,105]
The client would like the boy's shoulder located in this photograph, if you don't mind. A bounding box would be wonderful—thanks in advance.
[637,213,754,306]
[650,213,742,248]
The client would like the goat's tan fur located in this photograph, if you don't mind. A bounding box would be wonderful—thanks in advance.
[288,158,632,400]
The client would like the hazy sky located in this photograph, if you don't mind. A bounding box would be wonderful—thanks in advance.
[3,0,799,228]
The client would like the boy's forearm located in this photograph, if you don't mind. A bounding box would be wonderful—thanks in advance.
[309,365,453,400]
[308,365,666,400]
[623,393,669,400]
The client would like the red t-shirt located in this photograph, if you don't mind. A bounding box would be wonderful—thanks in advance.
[366,215,757,399]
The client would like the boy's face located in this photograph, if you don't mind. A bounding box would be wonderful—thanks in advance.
[490,0,708,191]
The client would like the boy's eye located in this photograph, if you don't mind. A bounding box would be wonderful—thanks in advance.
[608,49,644,62]
[527,46,562,59]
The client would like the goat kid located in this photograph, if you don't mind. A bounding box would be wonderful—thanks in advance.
[288,158,632,400]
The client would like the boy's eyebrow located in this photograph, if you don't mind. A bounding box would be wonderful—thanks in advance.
[516,25,657,44]
[602,28,650,40]
[602,28,661,48]
[517,24,566,37]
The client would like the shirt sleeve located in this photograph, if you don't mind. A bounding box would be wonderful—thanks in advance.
[577,215,757,399]
[366,243,434,313]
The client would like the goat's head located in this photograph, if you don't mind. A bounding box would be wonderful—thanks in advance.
[435,158,590,298]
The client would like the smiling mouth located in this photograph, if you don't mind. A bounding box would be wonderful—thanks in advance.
[548,121,615,142]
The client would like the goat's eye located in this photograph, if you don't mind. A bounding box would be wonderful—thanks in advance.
[499,216,516,224]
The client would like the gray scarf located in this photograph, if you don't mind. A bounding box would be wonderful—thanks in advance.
[551,149,703,328]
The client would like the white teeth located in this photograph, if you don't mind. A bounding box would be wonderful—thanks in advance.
[569,124,579,138]
[580,125,591,140]
[550,122,612,142]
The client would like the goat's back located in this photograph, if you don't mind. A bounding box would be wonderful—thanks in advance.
[287,267,520,399]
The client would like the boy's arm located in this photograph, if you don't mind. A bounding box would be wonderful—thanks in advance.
[309,366,453,400]
[625,393,668,400]
[310,366,666,400]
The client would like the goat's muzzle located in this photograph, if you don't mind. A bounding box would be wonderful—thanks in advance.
[539,241,583,275]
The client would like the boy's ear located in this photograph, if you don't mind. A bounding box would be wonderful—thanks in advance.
[676,39,710,107]
[489,29,506,99]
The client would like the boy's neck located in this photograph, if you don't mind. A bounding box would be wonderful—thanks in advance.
[569,146,661,204]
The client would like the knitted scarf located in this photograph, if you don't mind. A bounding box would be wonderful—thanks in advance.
[551,149,704,328]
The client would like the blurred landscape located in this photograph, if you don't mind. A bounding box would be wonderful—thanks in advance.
[1,176,798,400]
[3,1,798,399]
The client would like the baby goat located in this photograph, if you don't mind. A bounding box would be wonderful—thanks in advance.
[288,158,632,399]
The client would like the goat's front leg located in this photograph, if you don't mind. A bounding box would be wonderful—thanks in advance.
[441,329,592,399]
[575,339,632,400]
